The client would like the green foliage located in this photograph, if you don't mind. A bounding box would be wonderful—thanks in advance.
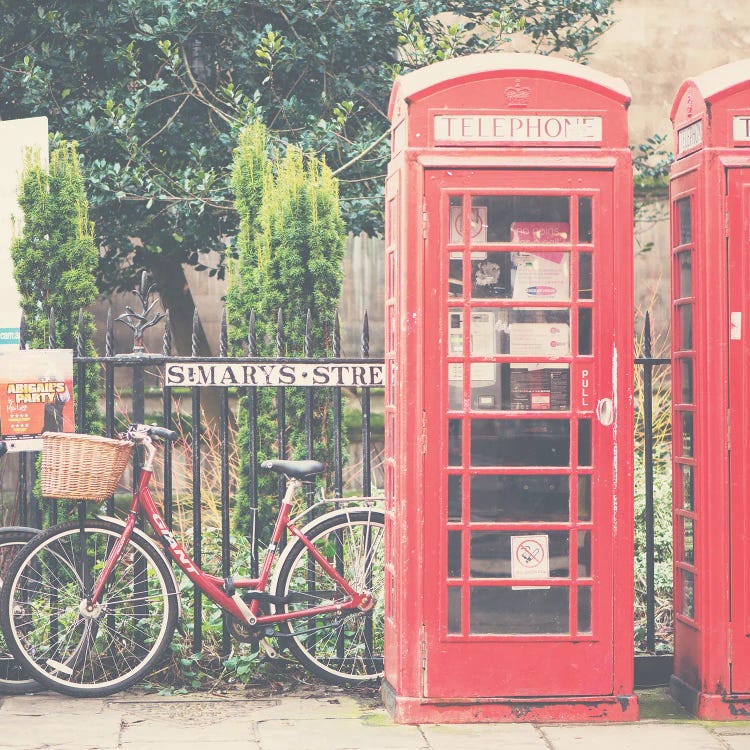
[633,133,674,196]
[10,141,102,433]
[221,651,264,685]
[393,9,524,69]
[633,451,673,653]
[142,526,291,691]
[226,120,345,538]
[0,0,618,294]
[633,320,673,653]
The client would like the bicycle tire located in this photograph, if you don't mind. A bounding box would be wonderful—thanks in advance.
[0,518,179,697]
[273,507,385,685]
[0,527,42,694]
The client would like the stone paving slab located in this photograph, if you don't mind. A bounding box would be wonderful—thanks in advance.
[0,693,109,716]
[115,698,258,725]
[420,722,547,749]
[711,722,750,735]
[232,694,367,721]
[12,689,750,750]
[121,716,255,744]
[121,741,259,750]
[256,717,427,750]
[121,743,257,750]
[540,723,726,750]
[0,709,122,750]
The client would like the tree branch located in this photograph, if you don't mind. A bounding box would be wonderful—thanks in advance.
[140,94,191,148]
[332,129,390,177]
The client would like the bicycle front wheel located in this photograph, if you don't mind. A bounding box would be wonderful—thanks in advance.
[0,527,41,694]
[273,508,385,685]
[0,519,179,697]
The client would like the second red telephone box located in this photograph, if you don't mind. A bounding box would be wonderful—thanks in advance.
[669,59,750,720]
[382,53,636,723]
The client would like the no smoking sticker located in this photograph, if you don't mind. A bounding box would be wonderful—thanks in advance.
[511,535,550,590]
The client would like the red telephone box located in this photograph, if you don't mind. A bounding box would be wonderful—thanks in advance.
[383,53,637,723]
[669,59,750,720]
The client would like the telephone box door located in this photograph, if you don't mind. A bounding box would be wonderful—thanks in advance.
[423,168,617,698]
[729,168,750,694]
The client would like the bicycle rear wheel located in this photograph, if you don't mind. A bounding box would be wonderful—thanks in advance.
[0,527,41,694]
[0,519,179,697]
[273,508,385,685]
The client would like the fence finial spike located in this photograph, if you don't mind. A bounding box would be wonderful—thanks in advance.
[115,272,165,352]
[19,312,26,350]
[305,309,313,357]
[276,308,284,357]
[220,307,228,357]
[48,307,56,349]
[248,310,257,356]
[162,310,172,356]
[361,310,370,358]
[105,307,114,357]
[333,310,341,358]
[191,308,200,357]
[76,309,85,356]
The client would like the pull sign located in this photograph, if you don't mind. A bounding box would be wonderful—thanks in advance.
[597,398,614,426]
[580,368,591,408]
[731,312,742,341]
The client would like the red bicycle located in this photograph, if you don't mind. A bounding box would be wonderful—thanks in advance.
[0,424,384,697]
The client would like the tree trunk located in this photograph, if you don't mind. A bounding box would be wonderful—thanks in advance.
[149,259,224,427]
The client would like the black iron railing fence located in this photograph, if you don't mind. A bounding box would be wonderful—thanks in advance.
[11,290,382,657]
[8,292,673,680]
[635,311,672,656]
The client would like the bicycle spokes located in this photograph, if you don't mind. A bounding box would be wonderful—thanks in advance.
[2,522,177,695]
[274,509,385,684]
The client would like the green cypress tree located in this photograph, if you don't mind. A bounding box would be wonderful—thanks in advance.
[11,141,101,433]
[226,121,344,538]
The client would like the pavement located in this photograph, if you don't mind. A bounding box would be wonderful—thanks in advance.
[2,686,750,750]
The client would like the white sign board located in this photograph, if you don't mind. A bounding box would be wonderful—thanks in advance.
[434,114,602,145]
[165,361,384,388]
[0,348,74,452]
[0,117,49,348]
[677,120,703,153]
[511,534,550,590]
[733,115,750,143]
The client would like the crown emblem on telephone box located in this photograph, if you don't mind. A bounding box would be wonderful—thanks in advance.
[505,79,532,107]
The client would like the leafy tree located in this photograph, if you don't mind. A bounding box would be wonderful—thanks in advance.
[226,120,344,537]
[0,0,617,352]
[11,141,101,432]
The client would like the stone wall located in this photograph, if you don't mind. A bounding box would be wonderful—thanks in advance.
[588,1,750,346]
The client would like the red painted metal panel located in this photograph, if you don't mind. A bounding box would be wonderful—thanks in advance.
[669,60,750,718]
[729,171,750,695]
[384,54,634,722]
[419,168,620,699]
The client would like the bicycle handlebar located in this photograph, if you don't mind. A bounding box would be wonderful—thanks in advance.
[128,424,178,442]
[148,425,178,441]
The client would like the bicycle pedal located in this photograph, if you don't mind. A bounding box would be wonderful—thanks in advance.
[258,638,278,659]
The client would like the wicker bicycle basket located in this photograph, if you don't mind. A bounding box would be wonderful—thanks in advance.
[41,432,135,501]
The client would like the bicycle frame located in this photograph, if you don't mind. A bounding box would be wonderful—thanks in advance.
[88,449,370,629]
